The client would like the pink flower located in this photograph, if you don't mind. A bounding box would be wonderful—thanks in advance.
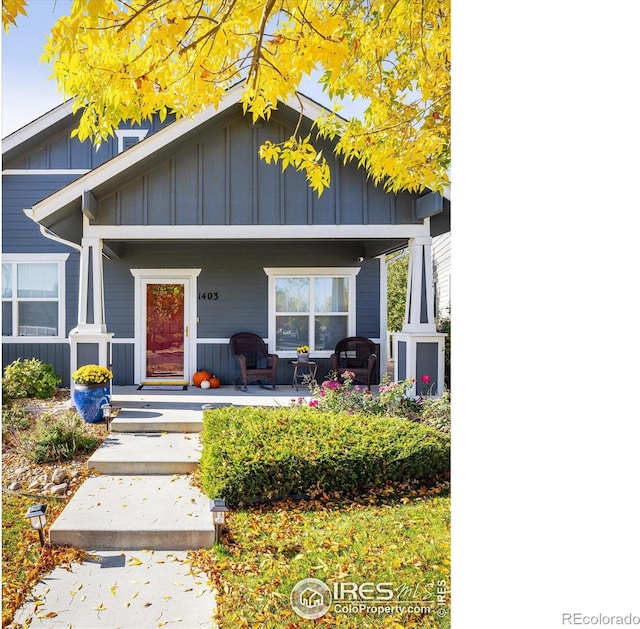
[309,399,319,407]
[421,375,431,384]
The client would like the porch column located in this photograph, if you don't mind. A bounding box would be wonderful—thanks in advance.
[394,231,447,396]
[69,237,113,402]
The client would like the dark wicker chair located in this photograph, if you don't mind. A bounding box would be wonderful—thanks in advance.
[330,337,377,390]
[229,332,279,391]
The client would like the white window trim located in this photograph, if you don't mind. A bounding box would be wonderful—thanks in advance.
[115,129,149,153]
[264,267,360,358]
[2,253,70,340]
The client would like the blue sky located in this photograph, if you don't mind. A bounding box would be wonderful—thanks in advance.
[1,1,70,135]
[0,1,358,137]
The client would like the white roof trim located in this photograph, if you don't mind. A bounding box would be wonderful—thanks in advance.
[30,82,334,225]
[2,99,74,153]
[84,223,428,240]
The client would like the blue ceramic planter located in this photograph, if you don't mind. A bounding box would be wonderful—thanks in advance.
[73,383,111,423]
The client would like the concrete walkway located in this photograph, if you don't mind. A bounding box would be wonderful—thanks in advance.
[10,386,316,629]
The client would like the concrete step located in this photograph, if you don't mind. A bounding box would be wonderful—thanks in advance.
[49,474,215,550]
[111,406,204,433]
[88,433,202,475]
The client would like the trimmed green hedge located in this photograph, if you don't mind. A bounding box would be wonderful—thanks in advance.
[200,406,450,504]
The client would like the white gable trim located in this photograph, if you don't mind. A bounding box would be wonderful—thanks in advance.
[27,83,341,227]
[29,82,246,224]
[2,100,74,153]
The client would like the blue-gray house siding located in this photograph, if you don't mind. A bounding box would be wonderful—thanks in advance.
[3,94,425,387]
[91,107,416,229]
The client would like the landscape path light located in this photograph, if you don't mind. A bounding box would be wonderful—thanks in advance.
[25,504,47,547]
[210,499,229,544]
[101,402,113,431]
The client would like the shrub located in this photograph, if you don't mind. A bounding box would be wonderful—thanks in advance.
[1,404,32,433]
[200,406,450,504]
[302,372,450,428]
[23,410,98,463]
[421,391,451,433]
[1,404,33,446]
[2,358,62,400]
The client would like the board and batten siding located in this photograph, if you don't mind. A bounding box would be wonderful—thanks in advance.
[92,111,417,228]
[3,115,174,171]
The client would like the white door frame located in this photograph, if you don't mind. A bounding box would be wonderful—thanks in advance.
[130,269,201,383]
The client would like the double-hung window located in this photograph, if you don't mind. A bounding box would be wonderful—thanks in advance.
[265,267,360,355]
[2,254,69,338]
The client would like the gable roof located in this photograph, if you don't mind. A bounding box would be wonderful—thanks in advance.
[2,99,76,162]
[24,82,332,234]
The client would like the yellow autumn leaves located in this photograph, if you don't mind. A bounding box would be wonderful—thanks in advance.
[2,0,27,31]
[10,0,449,196]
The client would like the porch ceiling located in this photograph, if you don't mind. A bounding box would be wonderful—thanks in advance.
[102,238,409,259]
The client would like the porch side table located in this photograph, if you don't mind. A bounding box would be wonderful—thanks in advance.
[289,360,318,390]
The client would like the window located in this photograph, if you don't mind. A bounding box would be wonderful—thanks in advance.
[265,268,360,354]
[115,129,149,153]
[2,254,69,337]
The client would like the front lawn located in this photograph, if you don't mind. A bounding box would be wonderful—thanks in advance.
[190,482,451,628]
[1,493,86,626]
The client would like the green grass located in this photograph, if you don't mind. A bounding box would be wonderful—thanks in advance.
[1,493,73,625]
[190,483,451,628]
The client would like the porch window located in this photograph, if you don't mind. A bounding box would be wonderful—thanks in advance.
[265,267,360,355]
[2,254,69,337]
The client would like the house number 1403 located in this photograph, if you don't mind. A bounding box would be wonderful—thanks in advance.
[199,292,219,300]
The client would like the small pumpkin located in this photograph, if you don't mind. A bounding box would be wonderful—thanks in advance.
[209,375,221,389]
[192,370,212,387]
[200,380,211,389]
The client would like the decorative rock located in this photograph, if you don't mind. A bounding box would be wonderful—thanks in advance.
[28,479,41,490]
[8,481,21,490]
[52,468,68,484]
[43,482,55,492]
[50,483,68,496]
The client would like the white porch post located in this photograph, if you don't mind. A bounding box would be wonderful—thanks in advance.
[69,237,113,403]
[394,225,446,396]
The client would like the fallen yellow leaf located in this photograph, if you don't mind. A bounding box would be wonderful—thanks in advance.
[38,611,58,619]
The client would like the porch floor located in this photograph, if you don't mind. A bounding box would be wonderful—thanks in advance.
[109,383,381,409]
